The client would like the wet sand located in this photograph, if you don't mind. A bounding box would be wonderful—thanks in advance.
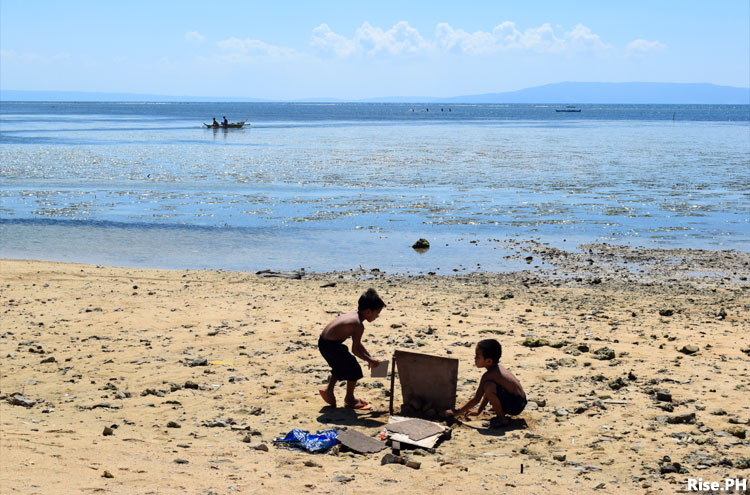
[1,246,748,494]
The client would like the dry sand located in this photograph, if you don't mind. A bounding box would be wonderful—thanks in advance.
[1,247,748,494]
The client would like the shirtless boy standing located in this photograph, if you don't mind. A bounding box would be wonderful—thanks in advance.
[317,288,385,410]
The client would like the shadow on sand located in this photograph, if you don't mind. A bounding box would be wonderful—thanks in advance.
[316,406,389,429]
[458,417,528,437]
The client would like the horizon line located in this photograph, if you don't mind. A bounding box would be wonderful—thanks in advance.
[2,81,748,104]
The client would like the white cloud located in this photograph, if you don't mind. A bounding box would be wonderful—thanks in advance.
[564,24,610,52]
[311,24,357,57]
[435,22,609,55]
[625,39,666,57]
[312,21,431,57]
[314,21,611,58]
[185,31,205,42]
[216,37,302,61]
[357,21,431,56]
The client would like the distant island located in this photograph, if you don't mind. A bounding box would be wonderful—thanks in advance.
[2,82,748,104]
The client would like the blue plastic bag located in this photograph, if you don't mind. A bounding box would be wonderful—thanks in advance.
[274,429,338,453]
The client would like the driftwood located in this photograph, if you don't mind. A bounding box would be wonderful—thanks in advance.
[255,270,303,279]
[381,453,420,469]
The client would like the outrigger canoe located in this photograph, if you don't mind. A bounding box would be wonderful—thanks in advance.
[203,120,248,128]
[555,107,581,113]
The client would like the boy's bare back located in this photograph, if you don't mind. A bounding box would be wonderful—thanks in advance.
[481,364,524,397]
[320,312,363,342]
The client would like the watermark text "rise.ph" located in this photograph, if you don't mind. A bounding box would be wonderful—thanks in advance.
[687,478,747,492]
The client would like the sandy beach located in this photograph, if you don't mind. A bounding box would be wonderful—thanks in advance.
[1,246,748,494]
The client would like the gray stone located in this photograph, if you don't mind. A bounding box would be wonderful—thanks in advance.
[608,377,627,390]
[679,345,699,355]
[522,337,550,348]
[8,394,35,407]
[412,239,430,250]
[660,462,681,474]
[667,412,696,424]
[727,426,746,439]
[593,347,615,360]
[656,390,672,402]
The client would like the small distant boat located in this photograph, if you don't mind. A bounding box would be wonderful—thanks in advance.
[203,120,248,128]
[555,106,581,113]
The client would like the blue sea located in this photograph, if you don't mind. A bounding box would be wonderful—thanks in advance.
[1,102,748,274]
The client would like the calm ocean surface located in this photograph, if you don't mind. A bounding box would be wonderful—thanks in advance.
[1,102,748,273]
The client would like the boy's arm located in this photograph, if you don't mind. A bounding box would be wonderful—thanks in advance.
[448,383,484,416]
[351,327,379,368]
[468,396,489,416]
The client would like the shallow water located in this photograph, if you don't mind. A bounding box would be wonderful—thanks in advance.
[1,103,748,273]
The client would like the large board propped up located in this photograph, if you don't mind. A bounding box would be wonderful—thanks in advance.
[390,350,459,417]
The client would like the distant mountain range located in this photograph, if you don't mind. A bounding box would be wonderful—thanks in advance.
[2,82,748,104]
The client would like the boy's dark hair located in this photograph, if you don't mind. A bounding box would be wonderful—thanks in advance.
[477,339,502,365]
[358,288,386,312]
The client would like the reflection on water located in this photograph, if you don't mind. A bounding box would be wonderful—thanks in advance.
[1,103,748,272]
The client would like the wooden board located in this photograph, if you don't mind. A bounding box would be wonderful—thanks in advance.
[371,359,389,378]
[393,350,459,414]
[336,429,387,454]
[385,418,445,441]
[386,416,445,449]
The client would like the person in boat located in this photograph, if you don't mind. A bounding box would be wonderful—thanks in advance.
[212,118,219,127]
[222,116,228,127]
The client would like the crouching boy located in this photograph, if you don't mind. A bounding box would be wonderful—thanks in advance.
[446,338,526,427]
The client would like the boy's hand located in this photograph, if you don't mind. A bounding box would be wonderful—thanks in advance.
[368,359,381,369]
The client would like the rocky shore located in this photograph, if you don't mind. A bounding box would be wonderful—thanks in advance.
[1,245,748,494]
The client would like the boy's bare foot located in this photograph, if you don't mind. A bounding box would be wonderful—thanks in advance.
[488,416,510,428]
[319,389,336,407]
[344,399,371,410]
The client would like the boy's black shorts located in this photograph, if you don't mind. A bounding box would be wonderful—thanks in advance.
[318,336,363,381]
[496,387,527,416]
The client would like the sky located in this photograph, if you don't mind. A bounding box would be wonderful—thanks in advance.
[1,0,748,100]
